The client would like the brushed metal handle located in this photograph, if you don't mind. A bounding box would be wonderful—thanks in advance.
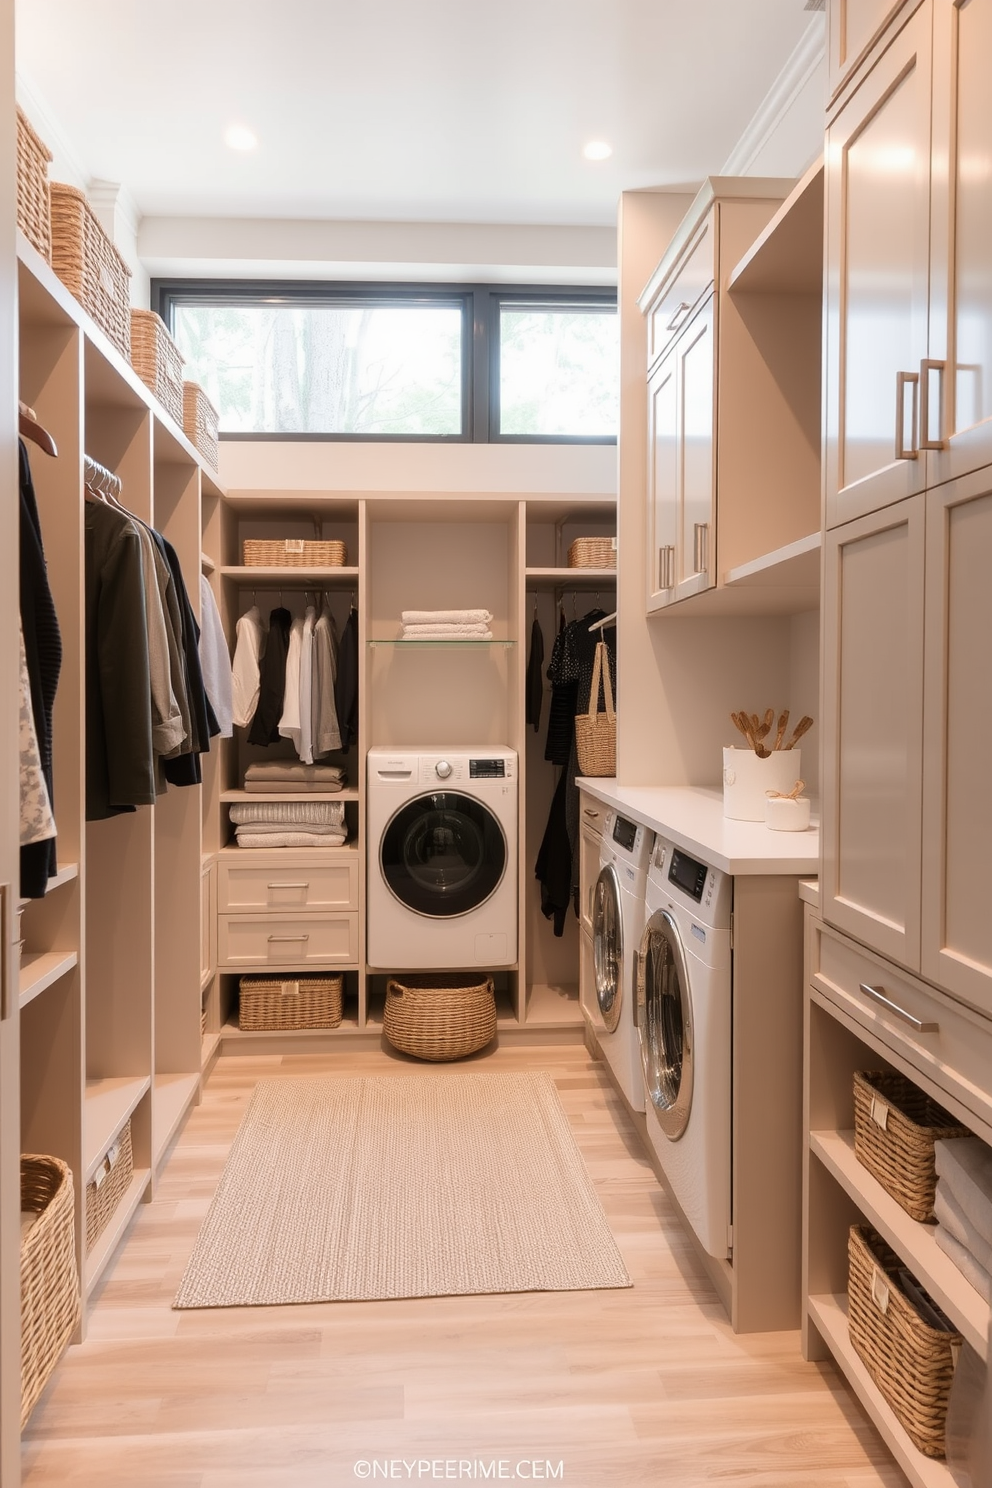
[895,370,919,460]
[267,934,310,942]
[693,522,709,575]
[267,882,309,890]
[859,982,938,1033]
[659,544,675,590]
[920,358,947,449]
[665,300,691,333]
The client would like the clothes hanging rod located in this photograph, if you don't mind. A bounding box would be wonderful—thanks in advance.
[83,454,122,500]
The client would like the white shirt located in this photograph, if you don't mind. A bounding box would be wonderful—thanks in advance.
[278,616,305,754]
[231,606,266,729]
[199,575,233,738]
[298,606,317,764]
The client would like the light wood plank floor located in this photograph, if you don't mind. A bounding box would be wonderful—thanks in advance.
[22,1043,904,1487]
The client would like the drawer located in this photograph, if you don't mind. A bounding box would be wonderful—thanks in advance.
[646,216,714,368]
[217,853,358,913]
[218,913,358,968]
[200,862,215,983]
[810,915,992,1135]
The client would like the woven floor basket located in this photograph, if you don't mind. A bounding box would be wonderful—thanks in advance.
[16,107,51,262]
[239,974,343,1031]
[21,1155,80,1427]
[853,1070,972,1222]
[243,539,348,568]
[383,974,497,1061]
[50,183,131,361]
[568,537,617,569]
[85,1120,134,1254]
[130,310,184,426]
[847,1224,961,1458]
[183,381,219,470]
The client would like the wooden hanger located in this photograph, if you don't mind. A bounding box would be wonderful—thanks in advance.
[18,400,57,457]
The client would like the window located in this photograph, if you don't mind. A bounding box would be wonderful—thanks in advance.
[155,282,617,443]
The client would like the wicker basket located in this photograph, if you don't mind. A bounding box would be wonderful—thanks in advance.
[568,537,617,569]
[848,1224,961,1457]
[239,974,343,1031]
[854,1070,972,1222]
[85,1120,134,1254]
[21,1155,80,1427]
[574,640,616,777]
[50,183,131,360]
[130,310,184,425]
[183,381,219,470]
[16,107,52,262]
[383,974,497,1062]
[243,539,348,568]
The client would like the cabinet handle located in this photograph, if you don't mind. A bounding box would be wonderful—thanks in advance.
[665,300,691,333]
[582,808,600,819]
[919,359,947,450]
[692,522,709,575]
[267,934,310,942]
[858,982,938,1033]
[267,882,309,890]
[659,544,675,590]
[895,370,920,460]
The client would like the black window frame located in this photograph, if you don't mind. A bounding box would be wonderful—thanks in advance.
[152,279,617,445]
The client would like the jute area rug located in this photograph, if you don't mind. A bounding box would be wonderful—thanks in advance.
[174,1070,630,1309]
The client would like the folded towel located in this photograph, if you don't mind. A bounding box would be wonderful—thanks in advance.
[936,1184,992,1275]
[235,830,348,849]
[401,609,493,625]
[244,762,347,783]
[229,801,346,826]
[233,820,347,837]
[402,621,492,636]
[935,1224,992,1303]
[935,1137,992,1242]
[243,780,345,794]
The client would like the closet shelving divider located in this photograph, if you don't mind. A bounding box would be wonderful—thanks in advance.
[15,229,223,1343]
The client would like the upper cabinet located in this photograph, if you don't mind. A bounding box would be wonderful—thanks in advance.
[827,0,923,102]
[640,176,823,617]
[825,0,992,529]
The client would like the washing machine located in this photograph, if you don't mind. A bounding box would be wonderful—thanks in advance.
[589,810,653,1111]
[367,748,517,970]
[637,834,733,1260]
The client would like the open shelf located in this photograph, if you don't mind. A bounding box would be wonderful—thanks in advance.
[201,1030,222,1072]
[221,565,359,585]
[525,567,618,589]
[719,531,821,614]
[369,638,514,649]
[811,1128,990,1358]
[808,1292,955,1488]
[220,788,359,804]
[83,1077,151,1182]
[200,551,215,573]
[17,862,79,906]
[525,982,582,1027]
[152,1073,200,1166]
[18,950,77,1010]
[728,158,824,295]
[83,1169,151,1295]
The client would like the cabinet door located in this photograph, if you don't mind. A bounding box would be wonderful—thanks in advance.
[824,4,933,528]
[921,471,992,1015]
[646,348,678,611]
[828,0,916,102]
[821,496,925,969]
[927,0,992,484]
[645,216,714,369]
[675,294,716,604]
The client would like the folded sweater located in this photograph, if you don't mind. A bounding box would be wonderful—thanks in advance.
[245,761,346,783]
[401,609,493,625]
[935,1137,992,1241]
[935,1183,992,1274]
[234,820,347,837]
[935,1225,992,1303]
[235,829,348,849]
[229,800,346,826]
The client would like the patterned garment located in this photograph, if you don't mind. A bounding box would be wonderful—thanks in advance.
[19,621,55,847]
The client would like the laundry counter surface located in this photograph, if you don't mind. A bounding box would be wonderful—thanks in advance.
[576,781,819,876]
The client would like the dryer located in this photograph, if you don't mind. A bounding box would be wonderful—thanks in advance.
[637,834,732,1260]
[589,810,653,1112]
[367,748,517,970]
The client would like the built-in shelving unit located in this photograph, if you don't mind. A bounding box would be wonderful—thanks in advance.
[728,158,824,295]
[18,950,77,1010]
[524,566,617,589]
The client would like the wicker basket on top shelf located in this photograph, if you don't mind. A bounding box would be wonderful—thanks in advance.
[567,537,616,569]
[853,1070,971,1222]
[243,538,348,568]
[16,106,52,262]
[85,1120,134,1254]
[50,183,131,360]
[130,310,184,426]
[21,1155,80,1427]
[183,381,219,470]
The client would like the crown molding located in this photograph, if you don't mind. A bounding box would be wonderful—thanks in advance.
[721,14,826,175]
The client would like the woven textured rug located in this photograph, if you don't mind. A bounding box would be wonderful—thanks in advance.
[174,1070,630,1308]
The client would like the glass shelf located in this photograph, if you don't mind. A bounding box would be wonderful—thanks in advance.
[368,639,514,649]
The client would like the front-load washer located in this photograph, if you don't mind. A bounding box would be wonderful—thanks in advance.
[367,748,517,970]
[637,835,732,1259]
[590,810,653,1111]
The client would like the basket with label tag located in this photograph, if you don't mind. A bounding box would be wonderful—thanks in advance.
[238,974,343,1030]
[85,1120,134,1253]
[242,538,347,567]
[853,1070,971,1222]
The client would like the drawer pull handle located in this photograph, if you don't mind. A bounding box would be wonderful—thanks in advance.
[583,809,600,819]
[267,882,309,890]
[267,934,310,943]
[665,300,691,332]
[858,982,938,1033]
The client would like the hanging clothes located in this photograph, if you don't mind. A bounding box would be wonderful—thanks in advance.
[311,604,342,757]
[231,605,266,729]
[534,763,571,937]
[277,614,305,754]
[297,605,317,764]
[19,439,62,895]
[334,605,359,753]
[134,524,185,758]
[248,606,292,745]
[18,621,56,852]
[199,574,233,738]
[157,535,219,787]
[525,612,544,733]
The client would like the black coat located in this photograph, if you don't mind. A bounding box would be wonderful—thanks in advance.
[19,441,62,894]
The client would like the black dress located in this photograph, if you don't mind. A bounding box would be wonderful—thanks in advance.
[19,441,62,894]
[248,607,293,746]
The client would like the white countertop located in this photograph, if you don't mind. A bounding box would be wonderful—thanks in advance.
[576,781,819,876]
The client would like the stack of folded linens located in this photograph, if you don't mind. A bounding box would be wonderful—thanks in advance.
[243,762,347,793]
[401,608,493,640]
[229,799,348,849]
[934,1137,992,1302]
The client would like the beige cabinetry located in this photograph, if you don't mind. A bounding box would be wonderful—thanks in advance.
[640,178,822,616]
[827,0,922,102]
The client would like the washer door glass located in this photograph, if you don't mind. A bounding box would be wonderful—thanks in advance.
[593,865,623,1033]
[380,792,507,918]
[638,909,694,1139]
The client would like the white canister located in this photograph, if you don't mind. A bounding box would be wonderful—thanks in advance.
[764,794,812,832]
[722,747,802,821]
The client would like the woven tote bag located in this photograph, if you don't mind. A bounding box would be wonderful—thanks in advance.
[575,640,616,777]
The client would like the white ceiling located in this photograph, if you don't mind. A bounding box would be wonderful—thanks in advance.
[17,0,820,229]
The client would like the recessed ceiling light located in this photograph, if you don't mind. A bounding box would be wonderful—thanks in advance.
[583,141,612,162]
[224,124,258,152]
